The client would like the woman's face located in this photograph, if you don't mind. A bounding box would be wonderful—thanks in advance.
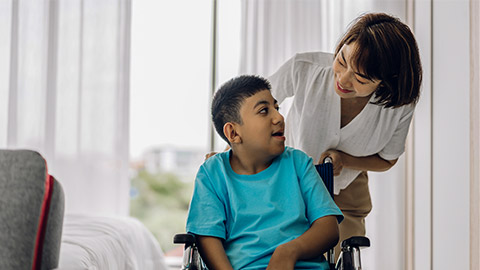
[332,42,381,99]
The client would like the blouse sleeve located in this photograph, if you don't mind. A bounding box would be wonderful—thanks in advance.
[268,54,298,104]
[378,104,416,161]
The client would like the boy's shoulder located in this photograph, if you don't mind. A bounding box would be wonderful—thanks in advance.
[282,146,312,163]
[202,150,229,169]
[196,151,230,186]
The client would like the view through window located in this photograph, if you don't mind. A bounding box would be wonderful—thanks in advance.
[129,0,240,265]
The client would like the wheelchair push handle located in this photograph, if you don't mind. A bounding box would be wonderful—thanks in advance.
[324,156,333,164]
[174,233,196,246]
[341,236,370,248]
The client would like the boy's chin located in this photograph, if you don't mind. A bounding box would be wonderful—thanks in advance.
[274,144,285,155]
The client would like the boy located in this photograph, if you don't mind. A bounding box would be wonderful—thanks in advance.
[186,75,343,270]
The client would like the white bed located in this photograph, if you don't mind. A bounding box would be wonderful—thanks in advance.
[56,214,169,270]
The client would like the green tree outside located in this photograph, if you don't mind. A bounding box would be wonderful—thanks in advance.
[130,169,193,252]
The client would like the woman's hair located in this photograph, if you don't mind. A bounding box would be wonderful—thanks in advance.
[211,75,271,144]
[335,13,422,108]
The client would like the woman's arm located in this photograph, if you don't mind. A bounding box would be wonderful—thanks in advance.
[320,150,397,176]
[197,236,234,270]
[266,216,339,270]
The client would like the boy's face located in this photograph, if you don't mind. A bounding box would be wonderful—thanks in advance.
[235,89,285,158]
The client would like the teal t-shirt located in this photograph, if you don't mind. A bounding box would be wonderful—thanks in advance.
[186,147,343,270]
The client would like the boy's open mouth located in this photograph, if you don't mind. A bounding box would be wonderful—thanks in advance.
[272,131,284,137]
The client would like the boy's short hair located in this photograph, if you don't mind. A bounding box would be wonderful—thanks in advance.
[211,75,271,144]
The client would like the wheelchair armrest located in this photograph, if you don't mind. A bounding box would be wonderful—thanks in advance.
[341,236,370,248]
[174,233,196,247]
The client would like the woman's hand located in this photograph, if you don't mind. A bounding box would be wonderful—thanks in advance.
[319,149,345,176]
[320,150,398,174]
[205,152,217,160]
[205,146,230,161]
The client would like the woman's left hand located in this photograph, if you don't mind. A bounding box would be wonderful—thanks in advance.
[319,149,345,176]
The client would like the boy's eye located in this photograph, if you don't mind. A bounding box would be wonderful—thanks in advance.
[275,106,280,111]
[259,108,268,114]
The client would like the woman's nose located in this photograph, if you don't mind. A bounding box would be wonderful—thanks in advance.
[338,71,353,87]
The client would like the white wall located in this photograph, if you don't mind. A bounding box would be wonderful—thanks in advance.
[414,0,471,269]
[413,1,433,269]
[432,0,470,268]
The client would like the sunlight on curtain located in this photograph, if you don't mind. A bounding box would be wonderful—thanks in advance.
[240,0,341,77]
[0,0,131,215]
[0,1,12,145]
[239,0,408,268]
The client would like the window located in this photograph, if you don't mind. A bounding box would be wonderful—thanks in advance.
[129,0,240,263]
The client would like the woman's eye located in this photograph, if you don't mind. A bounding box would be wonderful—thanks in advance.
[337,58,345,67]
[356,79,367,85]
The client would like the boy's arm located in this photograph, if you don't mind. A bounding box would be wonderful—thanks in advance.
[266,215,339,270]
[197,235,234,270]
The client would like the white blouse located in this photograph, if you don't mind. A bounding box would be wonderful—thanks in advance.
[268,52,415,194]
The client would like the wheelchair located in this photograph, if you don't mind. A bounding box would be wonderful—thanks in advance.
[174,158,370,270]
[174,233,369,270]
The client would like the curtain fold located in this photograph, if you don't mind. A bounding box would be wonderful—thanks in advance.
[240,0,341,77]
[0,0,131,216]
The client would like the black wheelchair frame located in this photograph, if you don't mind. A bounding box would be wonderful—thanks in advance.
[173,233,369,270]
[174,158,370,270]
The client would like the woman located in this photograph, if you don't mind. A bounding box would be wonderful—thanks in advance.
[268,12,422,258]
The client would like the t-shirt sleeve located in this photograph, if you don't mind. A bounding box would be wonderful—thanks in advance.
[268,54,297,104]
[295,150,344,224]
[378,104,415,161]
[186,165,227,239]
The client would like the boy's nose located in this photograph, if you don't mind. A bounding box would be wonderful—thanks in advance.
[273,110,284,124]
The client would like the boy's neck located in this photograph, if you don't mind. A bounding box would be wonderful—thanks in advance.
[229,148,275,175]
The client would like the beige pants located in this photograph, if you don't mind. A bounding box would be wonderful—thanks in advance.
[333,171,372,260]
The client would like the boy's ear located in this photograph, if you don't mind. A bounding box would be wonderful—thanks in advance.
[223,122,242,144]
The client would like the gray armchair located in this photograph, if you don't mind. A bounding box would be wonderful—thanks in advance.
[0,150,65,270]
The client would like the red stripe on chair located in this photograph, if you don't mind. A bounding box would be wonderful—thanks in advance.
[32,162,54,270]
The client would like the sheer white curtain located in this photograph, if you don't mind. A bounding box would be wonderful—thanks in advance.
[239,0,342,77]
[239,0,408,268]
[0,0,131,216]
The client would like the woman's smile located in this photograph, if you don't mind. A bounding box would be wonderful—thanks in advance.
[336,81,353,94]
